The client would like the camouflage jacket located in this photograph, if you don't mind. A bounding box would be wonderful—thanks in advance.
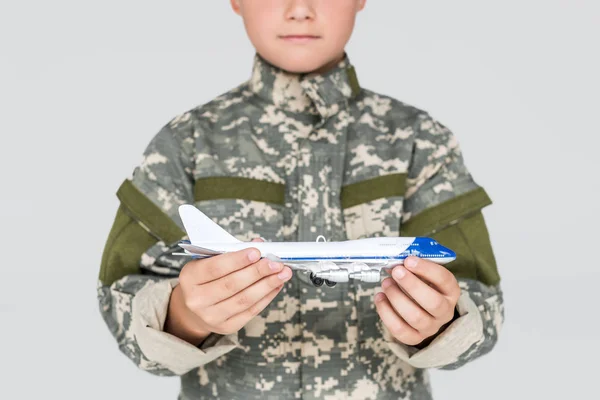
[98,53,504,400]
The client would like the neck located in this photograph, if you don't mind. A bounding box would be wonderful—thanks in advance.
[258,52,347,77]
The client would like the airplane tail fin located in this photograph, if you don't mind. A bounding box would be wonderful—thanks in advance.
[178,204,241,244]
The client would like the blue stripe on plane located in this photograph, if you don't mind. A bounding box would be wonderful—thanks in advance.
[278,256,405,261]
[277,255,444,261]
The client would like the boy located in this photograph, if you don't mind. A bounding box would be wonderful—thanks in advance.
[97,1,504,399]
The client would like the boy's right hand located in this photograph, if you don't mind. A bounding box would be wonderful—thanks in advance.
[165,239,292,346]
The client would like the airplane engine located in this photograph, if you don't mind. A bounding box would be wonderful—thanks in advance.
[316,270,350,283]
[316,261,340,272]
[348,270,381,283]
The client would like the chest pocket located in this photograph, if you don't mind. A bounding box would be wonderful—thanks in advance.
[193,176,286,242]
[341,173,407,240]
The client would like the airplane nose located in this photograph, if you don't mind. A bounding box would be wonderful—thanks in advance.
[439,244,456,258]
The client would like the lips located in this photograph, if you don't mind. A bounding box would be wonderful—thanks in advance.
[281,35,319,39]
[280,35,320,43]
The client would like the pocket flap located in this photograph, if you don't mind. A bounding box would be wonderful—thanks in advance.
[195,176,285,205]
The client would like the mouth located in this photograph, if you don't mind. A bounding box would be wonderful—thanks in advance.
[279,35,321,43]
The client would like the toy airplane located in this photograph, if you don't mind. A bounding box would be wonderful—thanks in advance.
[175,204,456,287]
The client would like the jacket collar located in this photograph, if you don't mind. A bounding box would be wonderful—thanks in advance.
[248,53,361,119]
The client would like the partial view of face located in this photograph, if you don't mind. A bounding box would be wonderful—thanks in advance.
[231,0,366,74]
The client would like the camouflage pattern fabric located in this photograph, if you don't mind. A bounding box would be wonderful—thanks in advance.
[98,53,503,399]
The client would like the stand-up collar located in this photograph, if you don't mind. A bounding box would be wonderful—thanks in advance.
[248,53,361,119]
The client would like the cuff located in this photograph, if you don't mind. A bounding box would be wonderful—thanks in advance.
[131,278,240,375]
[385,290,483,368]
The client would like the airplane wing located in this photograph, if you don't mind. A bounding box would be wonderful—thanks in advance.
[267,256,396,274]
[172,252,213,259]
[175,242,394,285]
[178,243,224,256]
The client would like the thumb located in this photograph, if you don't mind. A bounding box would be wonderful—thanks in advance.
[251,237,266,242]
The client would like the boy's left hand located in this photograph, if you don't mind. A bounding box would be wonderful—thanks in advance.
[374,256,461,347]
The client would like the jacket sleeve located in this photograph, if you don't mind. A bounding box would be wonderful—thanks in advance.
[385,112,504,370]
[97,116,239,376]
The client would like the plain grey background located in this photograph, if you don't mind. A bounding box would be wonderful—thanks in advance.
[1,1,599,399]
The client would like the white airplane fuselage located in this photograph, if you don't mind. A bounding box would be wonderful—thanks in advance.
[185,237,453,264]
[176,204,456,286]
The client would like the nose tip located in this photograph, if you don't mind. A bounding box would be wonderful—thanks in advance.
[286,1,315,20]
[441,244,456,258]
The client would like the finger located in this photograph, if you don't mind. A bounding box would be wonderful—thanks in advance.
[220,284,284,333]
[381,278,437,335]
[208,266,293,321]
[251,237,265,242]
[404,256,460,299]
[184,247,262,285]
[391,264,451,319]
[374,292,423,346]
[201,258,285,305]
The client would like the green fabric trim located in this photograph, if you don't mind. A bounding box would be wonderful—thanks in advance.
[341,173,406,209]
[195,176,285,205]
[99,204,158,286]
[401,187,492,236]
[116,179,185,244]
[99,180,187,286]
[432,224,477,282]
[346,65,361,98]
[458,211,501,286]
[431,211,501,286]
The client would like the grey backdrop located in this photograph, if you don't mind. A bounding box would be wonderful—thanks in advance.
[1,1,599,399]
